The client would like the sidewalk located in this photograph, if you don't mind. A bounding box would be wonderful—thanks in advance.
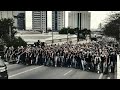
[47,38,90,45]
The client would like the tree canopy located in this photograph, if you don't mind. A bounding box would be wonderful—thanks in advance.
[0,18,27,48]
[102,12,120,40]
[59,27,91,35]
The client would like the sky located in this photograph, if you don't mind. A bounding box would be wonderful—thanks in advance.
[25,11,113,30]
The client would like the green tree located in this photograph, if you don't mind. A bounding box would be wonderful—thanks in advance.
[102,12,120,40]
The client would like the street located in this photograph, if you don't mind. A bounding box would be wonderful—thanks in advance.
[6,64,114,79]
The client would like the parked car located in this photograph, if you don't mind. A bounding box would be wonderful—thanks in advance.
[0,56,8,79]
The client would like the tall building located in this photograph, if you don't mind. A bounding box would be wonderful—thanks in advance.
[13,11,25,30]
[0,11,13,19]
[52,11,65,31]
[0,11,25,30]
[68,11,91,30]
[32,11,47,32]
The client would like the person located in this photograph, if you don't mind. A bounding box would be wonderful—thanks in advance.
[3,37,118,75]
[54,53,58,67]
[109,52,117,73]
[35,53,39,65]
[94,54,101,73]
[85,51,89,70]
[100,52,106,73]
[87,51,92,71]
[71,55,75,68]
[81,52,85,71]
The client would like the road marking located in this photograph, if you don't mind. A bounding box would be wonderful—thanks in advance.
[9,66,43,78]
[107,77,111,79]
[99,73,103,79]
[64,70,72,76]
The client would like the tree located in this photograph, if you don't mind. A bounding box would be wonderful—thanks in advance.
[11,37,27,48]
[0,18,27,48]
[102,12,120,40]
[0,18,16,40]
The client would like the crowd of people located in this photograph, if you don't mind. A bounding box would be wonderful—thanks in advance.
[3,39,118,74]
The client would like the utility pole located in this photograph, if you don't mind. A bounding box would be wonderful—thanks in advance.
[77,28,79,42]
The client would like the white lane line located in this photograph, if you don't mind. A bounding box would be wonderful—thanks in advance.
[99,73,103,79]
[9,66,43,78]
[107,77,111,79]
[64,70,72,76]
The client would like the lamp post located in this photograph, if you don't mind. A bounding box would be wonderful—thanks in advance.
[67,29,68,44]
[52,29,53,44]
[77,28,79,42]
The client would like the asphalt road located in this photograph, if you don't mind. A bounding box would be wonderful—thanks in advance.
[6,64,115,79]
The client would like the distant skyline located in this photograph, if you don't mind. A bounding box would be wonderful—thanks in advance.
[25,11,116,30]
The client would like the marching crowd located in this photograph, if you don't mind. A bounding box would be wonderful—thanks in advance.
[3,39,118,74]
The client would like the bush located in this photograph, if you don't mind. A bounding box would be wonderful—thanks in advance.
[59,28,76,34]
[11,37,27,48]
[3,35,27,49]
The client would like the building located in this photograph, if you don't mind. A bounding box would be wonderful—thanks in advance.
[32,11,47,32]
[0,11,25,30]
[17,13,25,30]
[0,11,13,19]
[13,11,25,30]
[68,11,91,30]
[52,11,65,31]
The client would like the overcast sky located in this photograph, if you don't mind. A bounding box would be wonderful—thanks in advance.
[25,11,113,30]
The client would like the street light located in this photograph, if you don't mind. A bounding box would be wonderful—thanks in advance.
[76,28,79,42]
[67,33,70,44]
[67,29,68,44]
[52,29,53,44]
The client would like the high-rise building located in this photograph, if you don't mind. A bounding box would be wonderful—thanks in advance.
[52,11,65,31]
[13,11,25,30]
[32,11,47,32]
[0,11,13,19]
[68,11,91,30]
[0,11,25,30]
